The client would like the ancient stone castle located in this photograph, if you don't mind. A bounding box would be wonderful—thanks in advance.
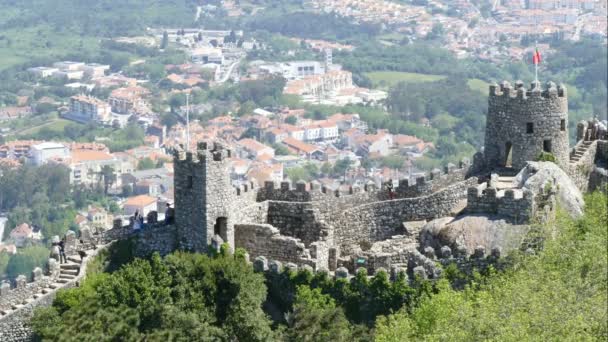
[128,80,607,275]
[1,81,607,339]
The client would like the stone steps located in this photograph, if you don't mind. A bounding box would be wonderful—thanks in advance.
[61,268,79,276]
[60,263,80,270]
[67,256,82,264]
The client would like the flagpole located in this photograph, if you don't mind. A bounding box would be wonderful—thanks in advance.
[534,41,538,82]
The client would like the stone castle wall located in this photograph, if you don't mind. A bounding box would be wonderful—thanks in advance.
[0,244,107,341]
[0,264,58,313]
[568,139,599,192]
[466,182,535,223]
[330,178,477,253]
[234,224,320,268]
[485,81,569,170]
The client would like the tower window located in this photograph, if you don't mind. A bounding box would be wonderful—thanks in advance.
[526,122,534,134]
[187,176,193,189]
[560,119,566,131]
[543,140,552,153]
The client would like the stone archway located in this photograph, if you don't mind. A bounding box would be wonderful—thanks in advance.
[214,217,228,242]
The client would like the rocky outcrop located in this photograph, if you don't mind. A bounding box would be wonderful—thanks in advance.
[516,161,584,218]
[420,215,531,257]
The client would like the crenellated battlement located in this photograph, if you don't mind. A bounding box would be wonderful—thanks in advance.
[489,80,567,99]
[172,141,232,164]
[485,80,570,170]
[257,158,472,203]
[466,182,535,223]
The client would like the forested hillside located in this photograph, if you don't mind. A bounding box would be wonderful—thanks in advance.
[0,0,198,36]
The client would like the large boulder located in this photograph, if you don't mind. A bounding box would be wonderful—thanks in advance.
[515,161,584,218]
[420,215,531,257]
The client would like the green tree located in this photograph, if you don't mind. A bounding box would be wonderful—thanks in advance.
[287,285,361,342]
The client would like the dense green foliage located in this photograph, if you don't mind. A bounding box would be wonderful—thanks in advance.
[0,164,75,241]
[375,191,607,340]
[249,12,380,41]
[1,0,198,37]
[32,251,277,341]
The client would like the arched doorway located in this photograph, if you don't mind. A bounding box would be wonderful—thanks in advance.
[214,217,228,242]
[504,142,513,168]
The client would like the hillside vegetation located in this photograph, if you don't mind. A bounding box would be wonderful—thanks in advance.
[31,192,608,341]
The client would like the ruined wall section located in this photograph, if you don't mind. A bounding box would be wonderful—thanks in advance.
[568,139,598,192]
[466,183,536,223]
[485,81,569,170]
[329,178,477,253]
[234,224,327,269]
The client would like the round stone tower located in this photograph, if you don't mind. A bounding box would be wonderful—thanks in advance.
[484,80,569,171]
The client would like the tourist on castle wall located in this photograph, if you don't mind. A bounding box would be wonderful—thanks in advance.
[58,237,67,264]
[387,179,395,200]
[165,203,174,225]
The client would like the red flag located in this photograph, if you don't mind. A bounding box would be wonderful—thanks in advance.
[533,48,541,65]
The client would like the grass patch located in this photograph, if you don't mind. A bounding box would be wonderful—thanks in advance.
[364,71,490,94]
[17,118,76,136]
[0,25,101,70]
[365,71,446,88]
[467,78,490,94]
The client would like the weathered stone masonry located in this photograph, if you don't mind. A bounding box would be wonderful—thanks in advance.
[485,81,569,170]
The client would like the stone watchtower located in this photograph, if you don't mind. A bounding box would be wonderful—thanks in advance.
[173,142,235,252]
[484,80,569,171]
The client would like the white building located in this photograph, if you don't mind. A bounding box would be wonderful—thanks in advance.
[123,195,158,217]
[259,61,325,80]
[27,67,59,78]
[191,47,224,64]
[81,63,110,78]
[30,142,69,166]
[53,61,86,71]
[52,69,85,80]
[66,95,112,124]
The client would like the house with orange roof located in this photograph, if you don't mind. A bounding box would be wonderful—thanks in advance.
[0,140,40,159]
[208,115,233,127]
[237,138,275,159]
[123,195,158,216]
[69,149,122,186]
[393,134,423,150]
[281,137,323,159]
[246,163,283,184]
[108,86,150,115]
[351,130,394,157]
[10,223,33,247]
[266,127,289,144]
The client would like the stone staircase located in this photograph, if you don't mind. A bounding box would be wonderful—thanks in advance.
[0,254,89,318]
[495,175,517,190]
[570,141,593,163]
